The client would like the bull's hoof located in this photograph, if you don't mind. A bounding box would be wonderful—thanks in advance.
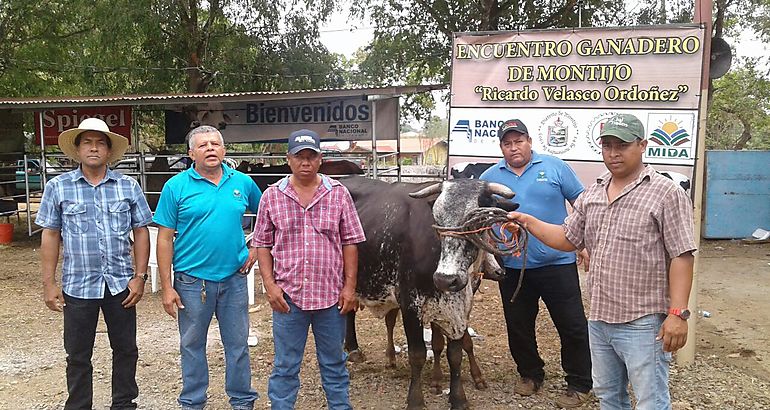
[429,381,443,395]
[406,402,425,410]
[347,349,366,363]
[450,402,470,410]
[474,379,488,390]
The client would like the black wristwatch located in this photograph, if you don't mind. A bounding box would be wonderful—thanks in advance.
[134,273,148,282]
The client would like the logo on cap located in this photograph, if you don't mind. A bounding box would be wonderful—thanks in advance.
[294,135,316,144]
[606,116,630,128]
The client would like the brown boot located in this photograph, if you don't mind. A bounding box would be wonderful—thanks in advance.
[513,377,542,396]
[555,388,591,408]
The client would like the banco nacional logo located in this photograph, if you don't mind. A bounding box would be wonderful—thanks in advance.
[450,119,503,144]
[451,120,472,142]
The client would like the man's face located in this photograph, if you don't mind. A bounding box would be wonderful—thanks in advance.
[287,149,322,179]
[500,132,533,169]
[76,131,111,169]
[188,131,225,170]
[600,136,647,179]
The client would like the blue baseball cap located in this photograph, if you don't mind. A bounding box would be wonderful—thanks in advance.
[288,129,321,155]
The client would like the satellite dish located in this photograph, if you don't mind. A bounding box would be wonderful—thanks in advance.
[710,37,733,79]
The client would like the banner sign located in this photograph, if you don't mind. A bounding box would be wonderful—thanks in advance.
[449,25,705,166]
[164,96,399,144]
[34,107,132,146]
[449,108,697,165]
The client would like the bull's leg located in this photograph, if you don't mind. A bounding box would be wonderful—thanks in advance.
[429,323,446,394]
[446,338,469,410]
[462,330,488,390]
[344,311,366,363]
[385,308,399,367]
[402,310,427,410]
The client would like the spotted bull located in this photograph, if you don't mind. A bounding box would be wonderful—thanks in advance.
[340,176,516,409]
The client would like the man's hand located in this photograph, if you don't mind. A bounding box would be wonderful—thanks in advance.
[338,286,359,315]
[657,315,688,352]
[239,247,258,274]
[161,287,184,318]
[506,211,529,228]
[43,282,65,312]
[577,249,590,272]
[122,276,146,308]
[265,283,289,313]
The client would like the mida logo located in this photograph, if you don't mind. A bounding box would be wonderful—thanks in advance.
[645,114,695,160]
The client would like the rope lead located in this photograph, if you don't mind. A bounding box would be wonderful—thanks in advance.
[433,207,528,302]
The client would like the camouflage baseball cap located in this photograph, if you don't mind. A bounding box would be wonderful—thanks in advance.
[599,114,645,142]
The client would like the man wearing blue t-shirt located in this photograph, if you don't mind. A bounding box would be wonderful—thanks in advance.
[480,119,592,408]
[154,126,262,410]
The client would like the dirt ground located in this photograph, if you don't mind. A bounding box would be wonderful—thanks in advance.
[1,222,770,410]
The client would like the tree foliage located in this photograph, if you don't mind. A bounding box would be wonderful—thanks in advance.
[707,58,770,150]
[0,0,345,96]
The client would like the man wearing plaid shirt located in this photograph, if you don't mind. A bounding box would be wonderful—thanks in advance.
[508,113,696,409]
[253,129,365,410]
[37,118,152,410]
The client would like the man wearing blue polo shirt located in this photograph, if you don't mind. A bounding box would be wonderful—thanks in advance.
[480,119,592,408]
[154,125,262,410]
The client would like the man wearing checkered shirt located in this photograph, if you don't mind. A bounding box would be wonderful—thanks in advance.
[508,113,696,410]
[252,129,365,410]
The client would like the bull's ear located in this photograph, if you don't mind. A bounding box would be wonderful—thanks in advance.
[494,198,519,212]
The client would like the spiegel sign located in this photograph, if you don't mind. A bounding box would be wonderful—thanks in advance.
[34,107,132,146]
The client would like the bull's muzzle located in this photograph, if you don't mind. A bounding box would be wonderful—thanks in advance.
[433,271,468,292]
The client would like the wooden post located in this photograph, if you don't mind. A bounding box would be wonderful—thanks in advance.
[678,0,713,365]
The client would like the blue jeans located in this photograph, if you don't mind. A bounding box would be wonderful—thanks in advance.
[268,296,351,410]
[589,314,672,410]
[175,272,258,410]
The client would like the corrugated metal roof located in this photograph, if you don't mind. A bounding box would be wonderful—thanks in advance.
[0,84,446,110]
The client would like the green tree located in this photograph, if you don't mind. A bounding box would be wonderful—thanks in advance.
[345,0,627,122]
[707,58,770,150]
[423,116,449,141]
[0,0,346,96]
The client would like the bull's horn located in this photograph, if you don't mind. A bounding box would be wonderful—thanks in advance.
[409,183,443,198]
[486,182,515,198]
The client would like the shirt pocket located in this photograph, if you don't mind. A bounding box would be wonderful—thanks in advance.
[312,204,342,236]
[108,200,131,233]
[63,203,89,233]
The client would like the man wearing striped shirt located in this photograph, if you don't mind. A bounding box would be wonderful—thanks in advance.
[253,129,365,410]
[37,118,152,410]
[508,113,696,409]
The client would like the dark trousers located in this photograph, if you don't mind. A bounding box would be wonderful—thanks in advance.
[63,285,138,410]
[499,263,592,393]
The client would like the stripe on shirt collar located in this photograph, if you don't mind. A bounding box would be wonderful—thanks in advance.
[278,174,335,192]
